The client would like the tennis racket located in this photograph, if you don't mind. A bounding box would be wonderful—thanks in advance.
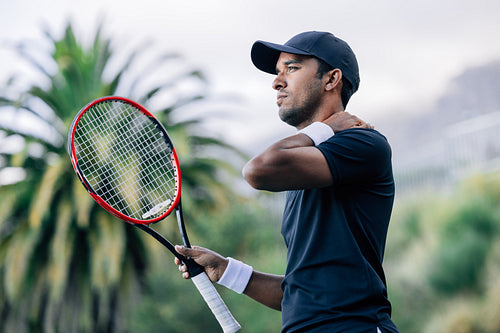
[68,96,241,333]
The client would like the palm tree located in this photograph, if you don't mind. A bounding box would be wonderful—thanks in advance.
[0,22,244,332]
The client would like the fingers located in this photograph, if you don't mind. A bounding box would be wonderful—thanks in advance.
[346,112,374,130]
[174,244,190,256]
[355,121,373,129]
[174,256,190,279]
[330,112,374,131]
[174,245,191,279]
[175,244,204,258]
[174,245,208,279]
[177,261,189,279]
[173,245,228,282]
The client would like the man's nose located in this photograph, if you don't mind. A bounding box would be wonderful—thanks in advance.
[272,73,286,90]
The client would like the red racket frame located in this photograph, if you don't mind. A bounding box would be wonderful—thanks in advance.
[68,96,182,226]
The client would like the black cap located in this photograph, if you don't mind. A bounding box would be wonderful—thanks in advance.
[251,31,360,94]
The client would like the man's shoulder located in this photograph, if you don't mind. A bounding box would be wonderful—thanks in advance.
[334,128,389,143]
[320,128,391,156]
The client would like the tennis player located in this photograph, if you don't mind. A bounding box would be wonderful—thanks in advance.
[176,31,399,333]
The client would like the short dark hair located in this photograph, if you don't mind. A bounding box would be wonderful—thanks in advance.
[315,58,354,109]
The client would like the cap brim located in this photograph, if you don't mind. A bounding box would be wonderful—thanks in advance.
[251,41,312,74]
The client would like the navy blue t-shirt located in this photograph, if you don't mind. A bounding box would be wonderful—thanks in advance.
[280,128,399,333]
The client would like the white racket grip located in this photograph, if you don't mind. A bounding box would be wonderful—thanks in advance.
[191,272,241,333]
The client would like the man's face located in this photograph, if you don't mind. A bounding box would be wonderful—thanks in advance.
[273,53,324,128]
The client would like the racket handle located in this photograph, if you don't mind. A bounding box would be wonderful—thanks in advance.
[191,272,241,333]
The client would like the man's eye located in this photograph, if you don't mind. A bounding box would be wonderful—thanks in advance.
[288,66,298,72]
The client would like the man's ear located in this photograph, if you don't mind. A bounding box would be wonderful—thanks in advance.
[325,69,343,92]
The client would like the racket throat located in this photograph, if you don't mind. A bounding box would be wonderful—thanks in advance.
[134,223,204,277]
[174,202,204,277]
[176,201,190,248]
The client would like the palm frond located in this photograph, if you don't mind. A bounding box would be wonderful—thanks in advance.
[28,157,66,228]
[107,40,156,97]
[189,135,249,160]
[127,51,182,100]
[14,42,54,79]
[3,223,41,301]
[0,19,246,332]
[47,198,73,302]
[72,180,95,228]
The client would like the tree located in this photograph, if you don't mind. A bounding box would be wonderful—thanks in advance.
[0,22,244,332]
[386,173,500,333]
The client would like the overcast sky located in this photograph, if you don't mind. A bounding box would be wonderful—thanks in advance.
[1,0,500,148]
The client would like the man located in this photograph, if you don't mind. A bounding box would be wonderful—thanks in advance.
[175,31,399,333]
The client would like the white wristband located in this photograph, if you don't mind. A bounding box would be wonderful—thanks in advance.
[217,257,253,294]
[298,122,334,145]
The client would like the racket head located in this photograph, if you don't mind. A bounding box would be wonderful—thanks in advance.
[68,96,181,225]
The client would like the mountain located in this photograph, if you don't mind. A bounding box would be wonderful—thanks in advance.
[375,59,500,190]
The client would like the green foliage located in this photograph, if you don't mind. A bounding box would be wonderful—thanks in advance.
[428,195,497,294]
[0,21,246,332]
[386,173,500,333]
[429,230,489,294]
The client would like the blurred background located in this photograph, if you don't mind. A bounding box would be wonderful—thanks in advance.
[1,0,500,332]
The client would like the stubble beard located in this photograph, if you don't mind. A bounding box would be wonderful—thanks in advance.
[278,79,323,128]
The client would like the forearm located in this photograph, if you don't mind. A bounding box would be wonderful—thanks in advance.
[244,134,314,178]
[244,271,284,311]
[242,134,318,191]
[243,133,333,191]
[175,246,284,310]
[217,258,284,310]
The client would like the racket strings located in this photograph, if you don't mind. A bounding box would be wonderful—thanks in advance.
[74,100,178,220]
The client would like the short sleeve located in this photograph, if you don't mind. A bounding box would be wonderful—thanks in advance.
[316,128,392,186]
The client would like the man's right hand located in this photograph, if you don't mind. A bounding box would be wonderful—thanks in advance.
[175,245,285,311]
[174,245,228,283]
